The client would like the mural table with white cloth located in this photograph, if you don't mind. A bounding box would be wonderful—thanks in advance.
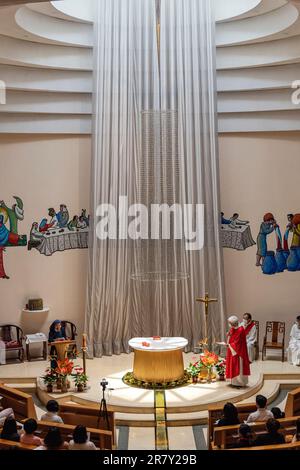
[35,228,89,256]
[221,224,255,251]
[128,337,188,383]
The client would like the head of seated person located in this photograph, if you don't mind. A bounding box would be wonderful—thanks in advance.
[254,418,285,446]
[271,407,285,420]
[234,424,253,448]
[42,427,67,450]
[256,394,267,410]
[293,418,300,442]
[48,320,65,342]
[217,402,240,426]
[1,416,20,442]
[21,418,42,446]
[41,400,63,423]
[69,425,97,450]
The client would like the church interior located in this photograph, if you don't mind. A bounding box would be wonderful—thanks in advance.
[1,0,300,455]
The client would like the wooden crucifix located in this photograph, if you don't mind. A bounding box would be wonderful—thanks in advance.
[196,292,218,347]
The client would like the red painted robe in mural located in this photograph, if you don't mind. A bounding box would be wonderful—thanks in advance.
[226,326,250,380]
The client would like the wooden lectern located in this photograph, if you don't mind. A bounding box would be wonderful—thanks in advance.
[49,340,76,361]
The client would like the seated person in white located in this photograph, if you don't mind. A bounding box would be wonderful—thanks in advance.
[229,213,249,229]
[240,313,257,363]
[287,316,300,366]
[246,395,273,424]
[69,425,97,450]
[0,407,15,427]
[41,400,63,424]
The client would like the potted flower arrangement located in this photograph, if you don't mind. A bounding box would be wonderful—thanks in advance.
[215,359,226,381]
[200,350,219,383]
[41,368,57,393]
[187,358,201,383]
[55,358,74,393]
[72,366,88,392]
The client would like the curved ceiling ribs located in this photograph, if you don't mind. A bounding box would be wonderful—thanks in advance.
[0,0,300,133]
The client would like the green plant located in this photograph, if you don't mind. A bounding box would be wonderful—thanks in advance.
[41,368,57,385]
[72,367,88,386]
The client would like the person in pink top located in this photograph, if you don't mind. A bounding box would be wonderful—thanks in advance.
[20,419,43,446]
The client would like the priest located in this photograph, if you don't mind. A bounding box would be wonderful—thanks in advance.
[240,313,257,363]
[226,315,250,388]
[287,316,300,366]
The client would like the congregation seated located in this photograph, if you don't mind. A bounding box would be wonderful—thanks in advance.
[41,400,63,424]
[69,425,97,451]
[246,395,273,423]
[271,407,285,420]
[253,418,285,446]
[216,403,240,427]
[1,416,20,442]
[20,419,42,446]
[35,427,69,451]
[292,417,300,443]
[0,407,15,427]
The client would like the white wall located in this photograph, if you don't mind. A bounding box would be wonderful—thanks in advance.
[0,134,91,338]
[219,132,300,347]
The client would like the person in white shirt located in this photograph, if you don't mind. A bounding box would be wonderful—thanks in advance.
[246,395,274,424]
[229,213,249,229]
[41,400,64,424]
[240,313,257,363]
[69,425,97,451]
[287,316,300,366]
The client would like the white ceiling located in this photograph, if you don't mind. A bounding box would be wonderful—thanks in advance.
[0,0,300,133]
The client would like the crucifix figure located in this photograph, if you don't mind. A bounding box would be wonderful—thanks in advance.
[196,292,218,348]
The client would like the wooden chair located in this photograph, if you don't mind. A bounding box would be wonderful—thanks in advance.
[262,321,285,362]
[254,320,259,360]
[0,438,36,450]
[0,325,24,362]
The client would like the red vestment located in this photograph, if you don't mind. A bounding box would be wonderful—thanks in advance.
[226,326,250,379]
[244,321,255,337]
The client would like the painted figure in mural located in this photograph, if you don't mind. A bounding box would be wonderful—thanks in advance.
[283,214,294,251]
[39,218,53,233]
[221,212,231,225]
[77,215,87,229]
[81,209,90,227]
[0,214,25,247]
[229,213,249,229]
[0,197,24,234]
[291,214,300,248]
[57,204,69,228]
[68,215,79,231]
[256,213,277,267]
[28,222,45,250]
[48,208,59,229]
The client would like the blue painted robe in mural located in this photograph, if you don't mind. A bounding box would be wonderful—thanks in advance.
[256,222,274,257]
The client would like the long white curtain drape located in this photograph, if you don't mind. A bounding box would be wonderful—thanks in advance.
[86,0,226,357]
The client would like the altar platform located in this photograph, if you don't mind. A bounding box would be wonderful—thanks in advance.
[1,353,300,428]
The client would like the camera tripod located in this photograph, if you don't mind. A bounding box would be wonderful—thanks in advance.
[97,387,110,430]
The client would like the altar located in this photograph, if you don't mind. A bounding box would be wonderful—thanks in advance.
[128,337,188,384]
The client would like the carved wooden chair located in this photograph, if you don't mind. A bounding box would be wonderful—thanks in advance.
[254,320,259,361]
[262,321,285,362]
[61,320,77,358]
[0,324,25,362]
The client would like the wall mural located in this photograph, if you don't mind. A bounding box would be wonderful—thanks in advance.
[220,211,256,251]
[28,204,89,256]
[256,212,300,275]
[0,197,27,279]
